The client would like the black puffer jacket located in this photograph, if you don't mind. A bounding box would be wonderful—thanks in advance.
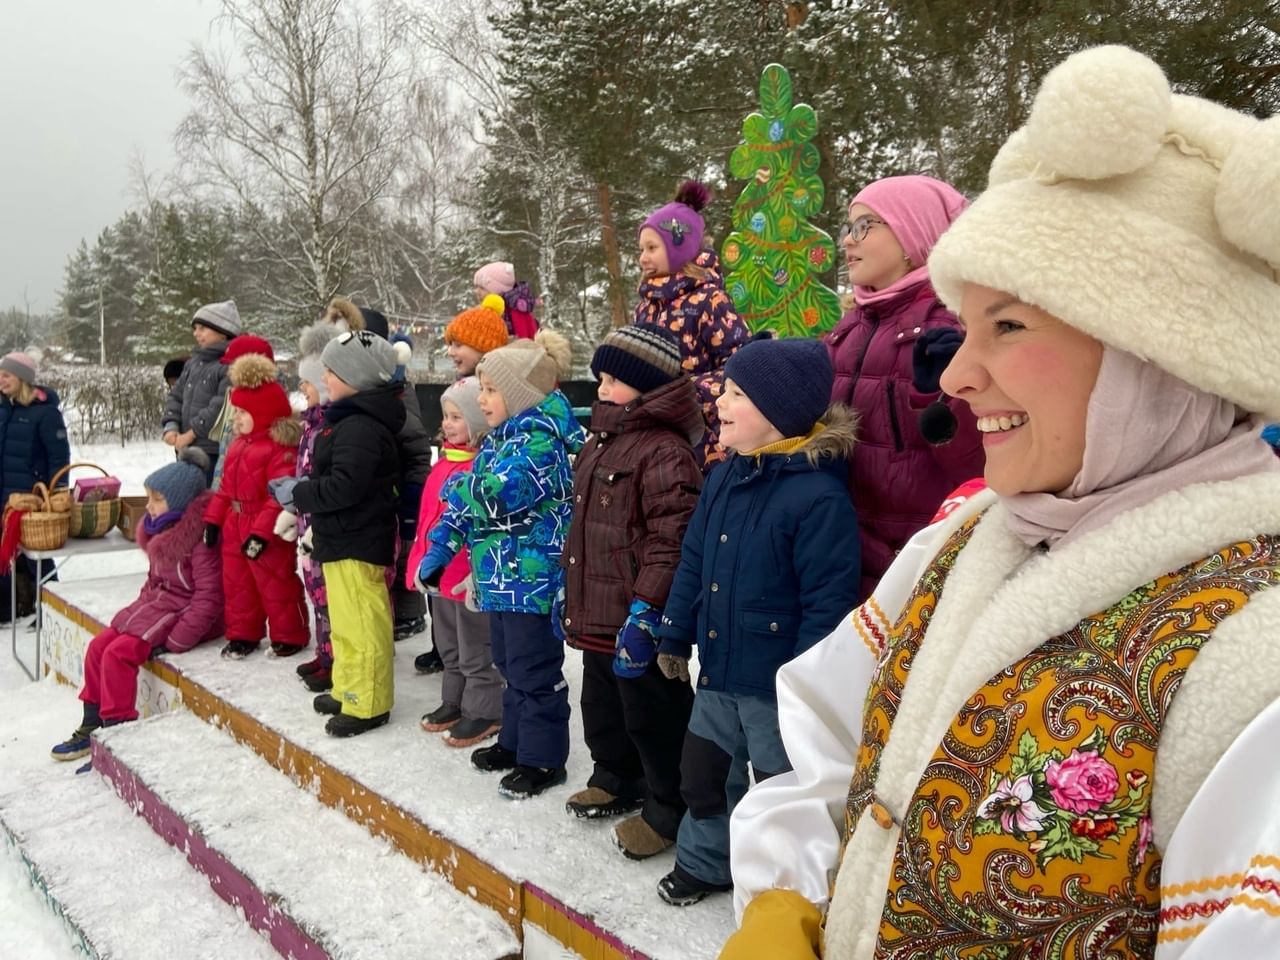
[293,383,406,566]
[161,341,230,459]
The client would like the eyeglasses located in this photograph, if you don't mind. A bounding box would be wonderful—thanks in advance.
[838,216,886,245]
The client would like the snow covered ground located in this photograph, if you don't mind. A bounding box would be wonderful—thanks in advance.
[0,438,222,959]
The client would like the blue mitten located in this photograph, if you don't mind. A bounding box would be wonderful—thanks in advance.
[414,542,454,592]
[614,599,660,678]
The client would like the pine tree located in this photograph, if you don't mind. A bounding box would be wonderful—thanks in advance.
[721,64,841,338]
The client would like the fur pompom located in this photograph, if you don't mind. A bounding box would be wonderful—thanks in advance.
[298,319,342,359]
[1216,117,1280,270]
[534,328,572,380]
[392,340,412,366]
[322,296,364,332]
[1024,45,1170,180]
[481,293,507,316]
[229,352,278,389]
[178,445,211,474]
[674,179,711,213]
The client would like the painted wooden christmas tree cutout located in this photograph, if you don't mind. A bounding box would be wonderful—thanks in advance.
[721,63,842,337]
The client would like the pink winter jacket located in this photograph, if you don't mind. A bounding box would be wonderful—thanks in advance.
[111,491,225,652]
[405,444,476,602]
[826,280,984,600]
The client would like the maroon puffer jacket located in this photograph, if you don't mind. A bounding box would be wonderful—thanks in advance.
[562,377,704,654]
[826,279,983,600]
[111,491,224,652]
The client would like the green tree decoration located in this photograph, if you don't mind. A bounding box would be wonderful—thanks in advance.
[721,63,842,338]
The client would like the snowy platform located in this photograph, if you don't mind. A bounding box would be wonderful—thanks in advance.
[35,576,737,959]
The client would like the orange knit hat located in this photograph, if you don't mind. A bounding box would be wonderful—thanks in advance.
[444,295,509,354]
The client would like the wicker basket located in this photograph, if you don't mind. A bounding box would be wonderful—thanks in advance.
[117,496,149,542]
[19,483,70,551]
[50,463,121,540]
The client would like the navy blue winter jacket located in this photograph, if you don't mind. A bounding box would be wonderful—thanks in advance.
[658,407,862,698]
[0,386,71,503]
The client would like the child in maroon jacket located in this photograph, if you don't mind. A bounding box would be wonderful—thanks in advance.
[203,353,309,659]
[561,325,704,859]
[51,448,224,771]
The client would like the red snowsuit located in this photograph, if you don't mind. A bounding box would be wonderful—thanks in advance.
[204,418,309,648]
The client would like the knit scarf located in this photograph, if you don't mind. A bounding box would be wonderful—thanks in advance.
[142,510,184,537]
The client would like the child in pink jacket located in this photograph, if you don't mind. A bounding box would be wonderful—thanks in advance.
[406,377,503,747]
[51,448,224,772]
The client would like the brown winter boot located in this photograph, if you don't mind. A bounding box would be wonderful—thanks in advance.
[565,787,643,820]
[613,814,674,861]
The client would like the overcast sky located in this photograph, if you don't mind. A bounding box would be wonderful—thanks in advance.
[1,1,216,314]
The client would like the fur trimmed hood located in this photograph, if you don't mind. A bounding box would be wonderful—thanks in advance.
[269,415,302,448]
[136,490,214,567]
[798,404,858,465]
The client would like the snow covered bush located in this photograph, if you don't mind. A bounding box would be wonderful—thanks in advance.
[41,363,169,445]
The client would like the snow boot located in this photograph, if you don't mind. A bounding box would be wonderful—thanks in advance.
[657,865,732,906]
[613,815,674,860]
[75,760,93,775]
[394,616,426,641]
[313,693,342,715]
[443,716,501,748]
[414,648,444,674]
[296,656,327,678]
[420,703,461,733]
[325,712,390,737]
[302,667,333,693]
[51,724,97,762]
[52,703,101,762]
[499,765,567,800]
[269,642,305,658]
[221,640,260,659]
[470,743,517,773]
[565,787,643,820]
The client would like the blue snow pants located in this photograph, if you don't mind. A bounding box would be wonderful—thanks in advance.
[489,611,570,769]
[675,689,791,886]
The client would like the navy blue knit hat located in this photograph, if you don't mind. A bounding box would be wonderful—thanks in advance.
[724,336,832,439]
[590,324,684,396]
[143,447,209,513]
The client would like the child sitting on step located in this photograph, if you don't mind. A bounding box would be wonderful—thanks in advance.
[406,377,504,747]
[51,448,224,772]
[416,330,585,799]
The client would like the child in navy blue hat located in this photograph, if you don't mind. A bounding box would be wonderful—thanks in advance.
[653,335,863,906]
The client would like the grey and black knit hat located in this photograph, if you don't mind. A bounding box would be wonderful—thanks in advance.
[590,324,684,396]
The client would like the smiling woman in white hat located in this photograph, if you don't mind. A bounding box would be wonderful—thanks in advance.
[721,44,1280,960]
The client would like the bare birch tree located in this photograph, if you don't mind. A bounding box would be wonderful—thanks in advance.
[177,0,414,315]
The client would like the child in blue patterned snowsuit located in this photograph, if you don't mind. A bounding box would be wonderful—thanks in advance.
[416,331,585,800]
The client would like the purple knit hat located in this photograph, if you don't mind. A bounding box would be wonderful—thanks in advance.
[639,181,711,274]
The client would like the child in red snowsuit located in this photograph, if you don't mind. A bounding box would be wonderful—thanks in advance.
[50,447,224,771]
[203,352,309,658]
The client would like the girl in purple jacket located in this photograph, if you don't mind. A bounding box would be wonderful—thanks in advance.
[826,175,985,600]
[51,448,224,771]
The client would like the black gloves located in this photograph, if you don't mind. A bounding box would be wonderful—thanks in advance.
[242,535,267,560]
[203,523,220,548]
[912,328,964,395]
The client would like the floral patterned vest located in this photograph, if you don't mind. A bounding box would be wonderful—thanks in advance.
[837,519,1280,958]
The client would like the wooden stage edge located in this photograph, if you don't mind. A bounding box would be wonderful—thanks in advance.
[39,590,647,960]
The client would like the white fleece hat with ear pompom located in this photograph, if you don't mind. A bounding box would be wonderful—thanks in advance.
[930,44,1280,418]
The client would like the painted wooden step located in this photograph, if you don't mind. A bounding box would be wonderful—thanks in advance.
[92,711,520,960]
[0,759,279,960]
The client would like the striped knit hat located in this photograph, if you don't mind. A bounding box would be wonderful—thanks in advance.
[590,324,684,396]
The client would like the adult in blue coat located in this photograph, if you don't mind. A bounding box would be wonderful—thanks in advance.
[0,352,70,622]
